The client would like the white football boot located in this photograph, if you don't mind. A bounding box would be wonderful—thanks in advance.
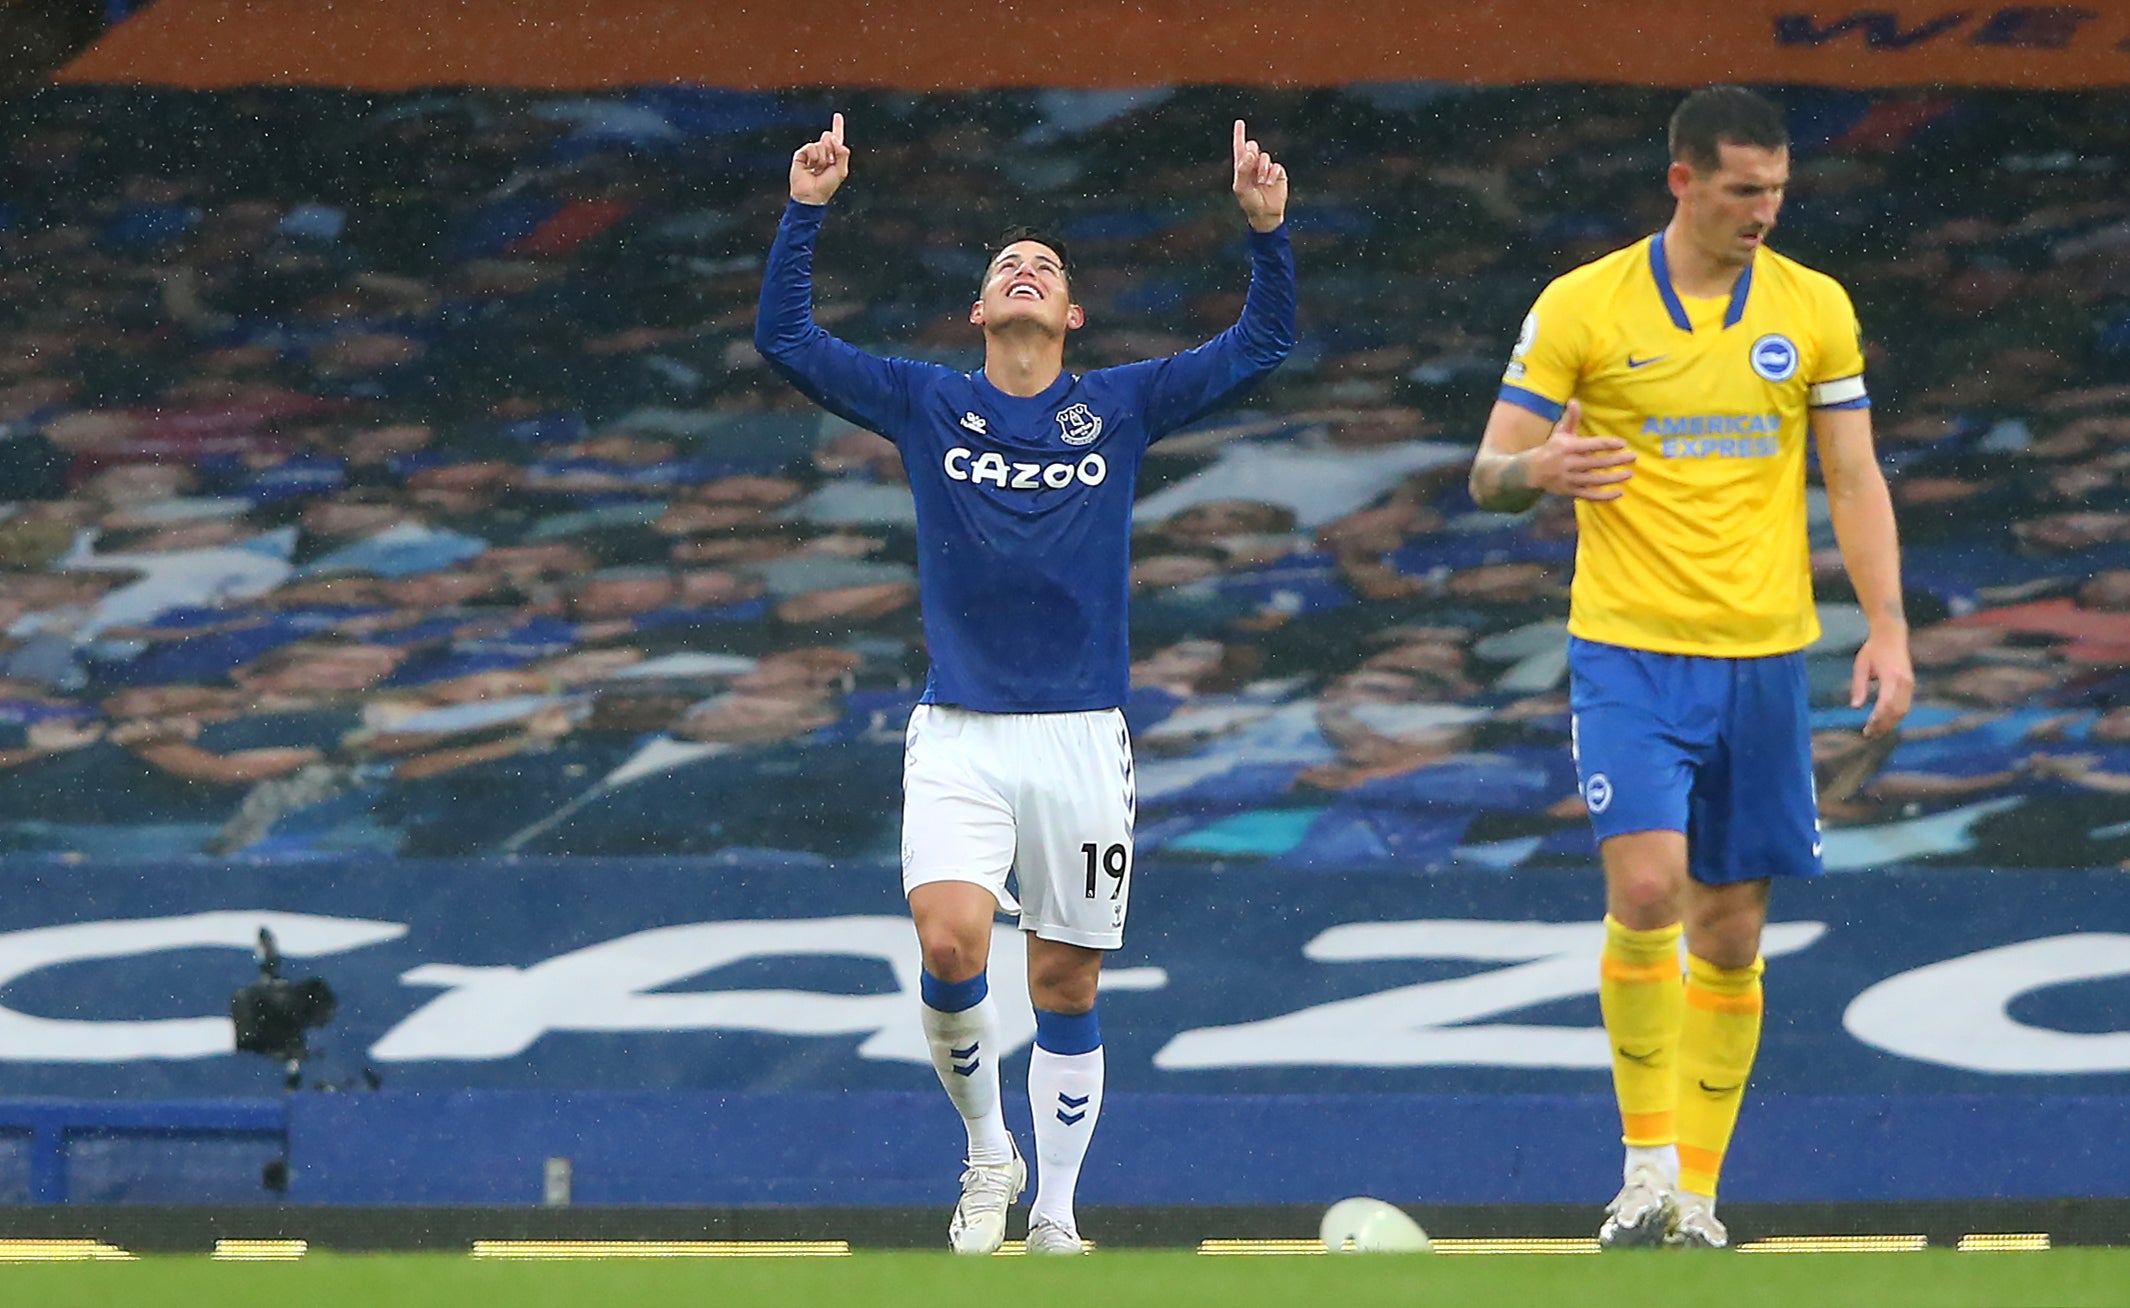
[947,1142,1026,1255]
[1023,1218,1086,1255]
[1667,1194,1729,1249]
[1597,1163,1678,1249]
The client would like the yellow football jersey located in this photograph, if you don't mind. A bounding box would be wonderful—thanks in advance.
[1500,232,1868,657]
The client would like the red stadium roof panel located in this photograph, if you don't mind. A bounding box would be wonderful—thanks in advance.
[56,0,2130,90]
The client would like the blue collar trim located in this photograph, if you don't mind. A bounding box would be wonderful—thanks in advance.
[1649,231,1753,333]
[1648,232,1691,332]
[1724,259,1754,328]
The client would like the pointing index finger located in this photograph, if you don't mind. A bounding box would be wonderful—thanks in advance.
[1233,119,1246,164]
[831,112,845,145]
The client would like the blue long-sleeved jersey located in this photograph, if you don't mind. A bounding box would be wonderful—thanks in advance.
[756,200,1295,713]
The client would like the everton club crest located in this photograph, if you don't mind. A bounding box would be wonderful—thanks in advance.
[1055,403,1103,446]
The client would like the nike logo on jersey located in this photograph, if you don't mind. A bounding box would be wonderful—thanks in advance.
[1626,354,1668,369]
[1696,1079,1742,1096]
[959,411,988,434]
[1616,1046,1661,1067]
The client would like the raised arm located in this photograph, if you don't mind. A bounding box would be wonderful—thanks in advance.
[754,113,920,438]
[1232,117,1288,236]
[1136,121,1298,438]
[790,112,851,207]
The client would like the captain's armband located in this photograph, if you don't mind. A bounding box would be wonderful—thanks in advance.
[1808,375,1869,410]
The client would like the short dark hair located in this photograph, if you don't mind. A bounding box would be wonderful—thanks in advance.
[1668,87,1788,170]
[982,226,1072,292]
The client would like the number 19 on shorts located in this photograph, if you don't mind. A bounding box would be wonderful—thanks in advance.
[1082,842,1129,899]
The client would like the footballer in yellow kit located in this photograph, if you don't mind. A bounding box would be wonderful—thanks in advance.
[1469,87,1914,1251]
[1504,230,1867,657]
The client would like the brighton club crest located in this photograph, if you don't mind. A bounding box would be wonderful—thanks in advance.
[1750,333,1799,383]
[1055,403,1103,446]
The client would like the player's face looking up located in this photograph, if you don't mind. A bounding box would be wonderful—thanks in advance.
[971,241,1084,336]
[1670,142,1789,271]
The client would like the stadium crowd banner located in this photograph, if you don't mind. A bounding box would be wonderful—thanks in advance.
[58,0,2130,90]
[2,860,2129,1204]
[1,861,2127,1098]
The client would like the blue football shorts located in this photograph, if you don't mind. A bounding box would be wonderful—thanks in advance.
[1566,636,1823,884]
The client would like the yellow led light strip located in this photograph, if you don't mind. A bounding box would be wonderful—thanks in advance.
[1957,1233,2050,1252]
[1198,1238,1326,1256]
[1431,1238,1599,1255]
[1201,1236,1601,1257]
[1737,1235,1928,1254]
[470,1240,849,1259]
[993,1239,1097,1255]
[0,1239,136,1262]
[212,1239,308,1261]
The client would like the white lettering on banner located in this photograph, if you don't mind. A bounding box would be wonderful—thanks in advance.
[1154,920,1827,1070]
[371,916,1166,1063]
[0,913,407,1063]
[1843,933,2130,1074]
[8,912,2130,1076]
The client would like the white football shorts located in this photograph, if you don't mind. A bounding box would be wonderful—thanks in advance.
[900,703,1136,950]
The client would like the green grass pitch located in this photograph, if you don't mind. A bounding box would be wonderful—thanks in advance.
[7,1249,2130,1308]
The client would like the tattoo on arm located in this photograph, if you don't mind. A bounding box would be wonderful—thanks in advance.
[1470,450,1542,514]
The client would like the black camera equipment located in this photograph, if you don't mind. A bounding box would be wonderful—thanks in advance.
[230,927,337,1090]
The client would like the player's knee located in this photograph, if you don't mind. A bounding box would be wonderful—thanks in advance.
[1029,972,1097,1015]
[1686,912,1763,970]
[1690,936,1759,971]
[916,926,987,983]
[1684,882,1769,968]
[1027,952,1100,1014]
[1601,832,1689,928]
[1607,868,1681,928]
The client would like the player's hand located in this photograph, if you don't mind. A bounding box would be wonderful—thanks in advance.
[1851,630,1915,738]
[790,113,850,206]
[1520,400,1636,501]
[1232,120,1288,233]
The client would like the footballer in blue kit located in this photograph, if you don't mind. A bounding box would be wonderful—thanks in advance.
[756,113,1295,1254]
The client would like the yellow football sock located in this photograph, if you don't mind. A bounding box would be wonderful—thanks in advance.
[1676,952,1765,1200]
[1599,916,1684,1149]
